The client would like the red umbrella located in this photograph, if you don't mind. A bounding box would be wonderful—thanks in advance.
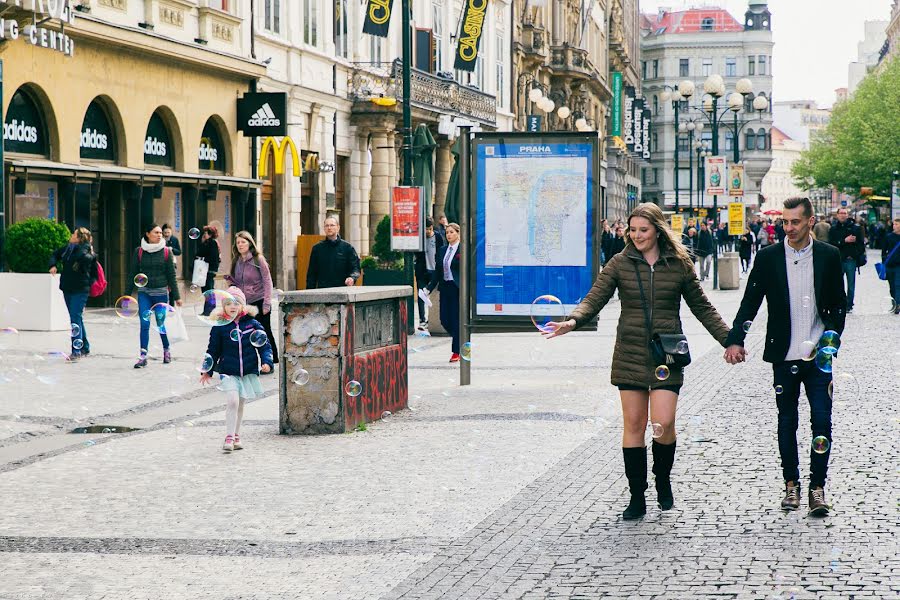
[763,209,782,216]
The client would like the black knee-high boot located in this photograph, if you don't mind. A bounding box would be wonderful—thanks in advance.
[652,440,677,510]
[622,447,648,520]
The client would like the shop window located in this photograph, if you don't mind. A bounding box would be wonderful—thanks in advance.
[4,87,49,157]
[81,99,117,162]
[144,111,175,168]
[199,118,226,173]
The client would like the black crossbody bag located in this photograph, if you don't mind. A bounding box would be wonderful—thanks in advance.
[632,261,692,368]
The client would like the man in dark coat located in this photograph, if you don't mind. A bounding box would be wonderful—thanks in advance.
[827,208,865,312]
[725,197,846,517]
[306,217,361,289]
[696,221,715,281]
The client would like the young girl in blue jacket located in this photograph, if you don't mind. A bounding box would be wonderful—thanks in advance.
[199,286,274,453]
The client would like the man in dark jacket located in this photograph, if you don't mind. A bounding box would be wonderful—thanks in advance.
[306,216,361,289]
[725,197,846,517]
[696,221,715,281]
[827,208,865,312]
[882,218,900,314]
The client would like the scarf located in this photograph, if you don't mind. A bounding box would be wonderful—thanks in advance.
[141,238,167,253]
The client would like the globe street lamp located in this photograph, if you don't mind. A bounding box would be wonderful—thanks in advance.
[660,80,695,212]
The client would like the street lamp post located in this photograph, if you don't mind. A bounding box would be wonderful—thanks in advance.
[661,80,695,213]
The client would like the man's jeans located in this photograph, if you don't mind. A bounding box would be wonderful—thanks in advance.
[699,254,713,280]
[842,257,857,309]
[138,291,171,354]
[63,292,89,356]
[773,360,833,488]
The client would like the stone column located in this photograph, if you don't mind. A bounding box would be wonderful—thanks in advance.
[369,129,393,242]
[434,137,453,220]
[348,129,370,252]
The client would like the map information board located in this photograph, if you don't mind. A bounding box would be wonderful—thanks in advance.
[473,135,598,321]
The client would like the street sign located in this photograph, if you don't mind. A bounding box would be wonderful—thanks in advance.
[728,202,745,236]
[237,92,287,137]
[390,186,424,251]
[258,136,300,177]
[670,214,684,234]
[729,164,745,197]
[526,115,542,132]
[705,156,726,196]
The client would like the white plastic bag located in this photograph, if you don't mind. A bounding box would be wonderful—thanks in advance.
[165,308,189,344]
[192,258,209,287]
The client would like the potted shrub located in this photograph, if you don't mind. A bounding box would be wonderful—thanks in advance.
[361,215,408,286]
[0,218,72,331]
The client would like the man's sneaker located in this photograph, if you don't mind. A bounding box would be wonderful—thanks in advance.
[450,353,461,363]
[223,436,234,453]
[808,487,830,516]
[233,435,243,450]
[163,349,172,364]
[781,481,801,511]
[133,356,148,369]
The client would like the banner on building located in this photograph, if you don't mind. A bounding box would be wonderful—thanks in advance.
[670,214,684,234]
[391,186,425,251]
[526,115,542,133]
[237,92,287,137]
[705,156,727,195]
[453,0,487,72]
[258,136,301,177]
[631,99,644,156]
[728,202,745,236]
[729,164,745,196]
[610,72,623,137]
[622,86,636,152]
[641,109,651,160]
[362,0,394,37]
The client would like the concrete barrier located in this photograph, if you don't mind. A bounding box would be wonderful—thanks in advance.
[719,252,741,291]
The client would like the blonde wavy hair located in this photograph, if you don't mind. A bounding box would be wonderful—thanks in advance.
[624,202,692,263]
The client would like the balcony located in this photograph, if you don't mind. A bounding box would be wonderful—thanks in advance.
[348,60,497,127]
[519,22,549,62]
[549,44,594,81]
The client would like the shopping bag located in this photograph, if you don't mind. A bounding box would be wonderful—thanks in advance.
[165,308,189,344]
[192,258,209,287]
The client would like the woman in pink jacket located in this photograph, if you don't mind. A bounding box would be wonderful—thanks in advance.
[225,231,278,365]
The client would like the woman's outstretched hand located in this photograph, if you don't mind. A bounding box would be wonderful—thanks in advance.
[541,319,576,339]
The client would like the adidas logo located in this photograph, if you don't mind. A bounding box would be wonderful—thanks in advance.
[248,103,281,127]
[198,143,218,162]
[4,120,39,144]
[144,137,167,157]
[80,128,108,150]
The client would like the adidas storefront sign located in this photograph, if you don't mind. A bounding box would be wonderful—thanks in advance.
[247,103,281,128]
[81,128,108,150]
[144,137,167,157]
[198,143,218,162]
[4,119,39,144]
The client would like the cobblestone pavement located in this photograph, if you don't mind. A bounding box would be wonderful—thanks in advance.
[1,254,898,599]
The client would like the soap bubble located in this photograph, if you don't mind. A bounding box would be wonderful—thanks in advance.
[815,351,833,374]
[230,329,241,342]
[249,331,268,348]
[675,340,689,354]
[801,296,811,308]
[115,296,139,318]
[188,227,201,240]
[292,368,310,386]
[655,365,671,381]
[649,422,664,439]
[197,353,214,373]
[381,411,392,419]
[460,342,472,361]
[790,365,799,375]
[345,380,362,397]
[818,330,841,355]
[134,273,149,288]
[800,340,817,361]
[775,384,784,394]
[141,310,152,322]
[742,320,753,333]
[73,339,84,350]
[829,372,860,402]
[71,323,81,338]
[530,295,565,332]
[812,436,830,454]
[0,327,19,350]
[195,290,238,327]
[149,303,175,332]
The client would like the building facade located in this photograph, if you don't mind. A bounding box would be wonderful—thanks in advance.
[254,0,511,287]
[1,0,264,304]
[760,127,804,213]
[880,1,900,68]
[772,100,830,146]
[848,19,888,94]
[640,1,774,215]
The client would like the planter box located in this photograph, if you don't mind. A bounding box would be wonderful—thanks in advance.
[0,273,70,331]
[362,268,407,286]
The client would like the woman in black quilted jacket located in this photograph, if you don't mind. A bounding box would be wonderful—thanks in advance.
[48,227,96,360]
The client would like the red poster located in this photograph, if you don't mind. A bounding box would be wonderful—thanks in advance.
[391,186,424,251]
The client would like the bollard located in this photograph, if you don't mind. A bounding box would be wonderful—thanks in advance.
[718,252,741,291]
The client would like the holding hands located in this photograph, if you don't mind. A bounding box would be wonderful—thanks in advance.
[724,344,748,365]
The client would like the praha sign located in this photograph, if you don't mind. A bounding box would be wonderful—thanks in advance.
[0,0,77,56]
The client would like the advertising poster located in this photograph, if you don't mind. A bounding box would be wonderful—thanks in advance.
[705,156,727,196]
[610,72,623,136]
[728,202,745,236]
[729,164,745,197]
[670,214,684,234]
[390,186,424,251]
[473,133,599,322]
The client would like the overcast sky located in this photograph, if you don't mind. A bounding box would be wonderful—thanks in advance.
[639,0,893,108]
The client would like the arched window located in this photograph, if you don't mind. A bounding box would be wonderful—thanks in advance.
[757,128,768,150]
[701,17,715,31]
[745,129,757,151]
[145,110,174,168]
[4,87,49,157]
[744,92,755,114]
[80,99,117,162]
[725,130,735,152]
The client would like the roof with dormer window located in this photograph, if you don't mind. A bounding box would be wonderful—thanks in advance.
[641,9,744,36]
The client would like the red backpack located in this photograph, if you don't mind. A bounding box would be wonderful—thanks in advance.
[90,260,108,298]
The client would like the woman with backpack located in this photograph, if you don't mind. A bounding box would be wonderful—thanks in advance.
[48,227,97,360]
[224,231,279,365]
[128,223,182,368]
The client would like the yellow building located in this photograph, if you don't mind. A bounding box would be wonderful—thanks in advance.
[1,1,264,303]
